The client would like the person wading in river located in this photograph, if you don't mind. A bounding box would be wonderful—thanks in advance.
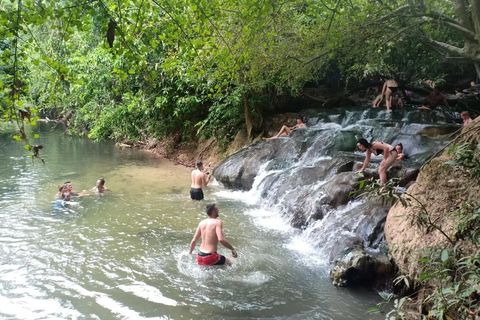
[190,161,210,200]
[189,204,237,266]
[356,139,397,184]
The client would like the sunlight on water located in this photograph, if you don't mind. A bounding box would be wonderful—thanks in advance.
[0,123,385,319]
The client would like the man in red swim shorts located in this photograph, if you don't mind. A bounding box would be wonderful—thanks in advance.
[189,204,238,266]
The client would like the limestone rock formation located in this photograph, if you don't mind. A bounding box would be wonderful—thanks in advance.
[385,117,480,277]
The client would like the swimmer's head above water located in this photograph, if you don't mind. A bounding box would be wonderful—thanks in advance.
[96,178,105,187]
[58,184,67,192]
[64,181,73,192]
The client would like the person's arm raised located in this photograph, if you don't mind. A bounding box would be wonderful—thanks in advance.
[216,221,237,257]
[189,225,201,254]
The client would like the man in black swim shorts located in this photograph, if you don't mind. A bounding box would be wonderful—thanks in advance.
[190,161,210,200]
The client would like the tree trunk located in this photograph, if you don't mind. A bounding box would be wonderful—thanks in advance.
[471,0,480,45]
[475,62,480,82]
[243,92,253,141]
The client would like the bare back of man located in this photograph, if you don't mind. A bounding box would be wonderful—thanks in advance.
[191,169,207,189]
[189,204,237,266]
[190,161,210,200]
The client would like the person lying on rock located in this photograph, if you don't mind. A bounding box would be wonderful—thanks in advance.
[395,143,405,162]
[262,116,306,141]
[356,139,397,183]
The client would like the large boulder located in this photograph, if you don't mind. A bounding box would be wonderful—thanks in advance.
[385,117,480,277]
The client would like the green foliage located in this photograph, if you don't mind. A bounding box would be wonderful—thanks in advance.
[1,0,478,153]
[358,142,480,319]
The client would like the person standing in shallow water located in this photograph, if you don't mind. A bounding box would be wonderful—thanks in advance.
[189,204,237,266]
[356,139,397,183]
[190,161,210,200]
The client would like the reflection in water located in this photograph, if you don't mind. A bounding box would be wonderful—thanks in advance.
[0,123,384,319]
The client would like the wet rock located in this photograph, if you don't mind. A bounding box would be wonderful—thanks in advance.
[417,125,460,137]
[331,248,393,287]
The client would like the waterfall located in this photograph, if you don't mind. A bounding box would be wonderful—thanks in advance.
[214,106,460,285]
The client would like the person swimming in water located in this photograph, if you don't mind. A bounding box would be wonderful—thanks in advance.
[52,192,71,209]
[55,183,67,198]
[262,116,306,141]
[190,161,210,200]
[92,178,108,193]
[64,181,80,196]
[356,138,397,183]
[395,143,405,162]
[380,79,399,112]
[189,204,237,266]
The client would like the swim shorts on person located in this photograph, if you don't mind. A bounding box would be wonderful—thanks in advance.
[190,188,204,200]
[197,251,226,266]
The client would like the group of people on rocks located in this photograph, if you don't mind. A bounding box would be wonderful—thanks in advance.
[371,79,479,118]
[53,179,108,208]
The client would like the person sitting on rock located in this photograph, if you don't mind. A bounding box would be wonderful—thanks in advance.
[262,116,306,141]
[461,111,473,126]
[392,93,404,108]
[419,89,449,110]
[356,138,397,183]
[395,143,405,162]
[372,86,382,108]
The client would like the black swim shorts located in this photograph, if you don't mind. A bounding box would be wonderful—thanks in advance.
[190,188,204,200]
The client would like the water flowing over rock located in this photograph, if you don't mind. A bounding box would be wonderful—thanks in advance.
[214,107,462,286]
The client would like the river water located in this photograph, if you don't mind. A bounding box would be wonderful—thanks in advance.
[0,122,385,320]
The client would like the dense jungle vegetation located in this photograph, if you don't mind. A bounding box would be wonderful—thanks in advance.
[1,1,480,319]
[0,0,479,147]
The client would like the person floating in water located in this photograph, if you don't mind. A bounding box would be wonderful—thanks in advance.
[356,139,397,183]
[92,178,108,193]
[190,161,210,200]
[461,111,473,126]
[395,143,405,162]
[380,79,399,112]
[262,116,306,141]
[189,204,237,266]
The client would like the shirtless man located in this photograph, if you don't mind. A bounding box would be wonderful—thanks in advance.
[64,181,80,196]
[262,116,306,141]
[189,204,238,266]
[190,161,210,200]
